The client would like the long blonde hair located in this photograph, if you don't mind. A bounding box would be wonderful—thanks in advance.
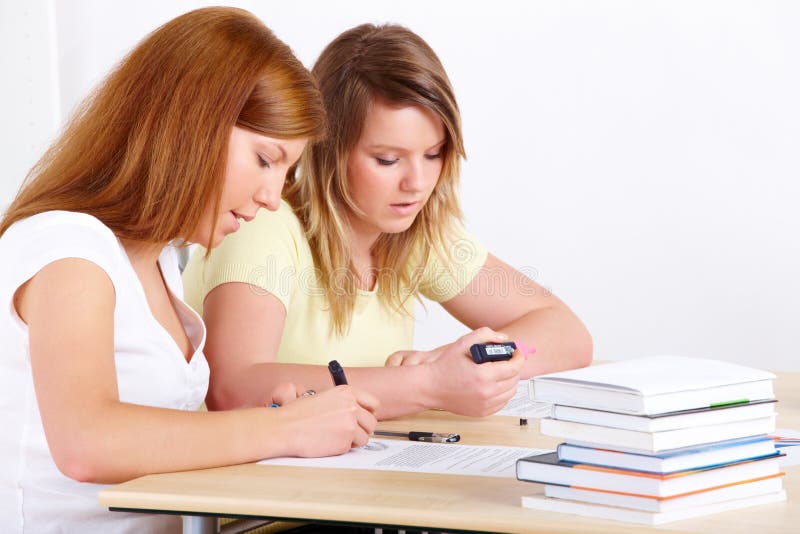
[1,7,325,247]
[285,24,466,336]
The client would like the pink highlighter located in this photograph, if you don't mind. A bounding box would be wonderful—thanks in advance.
[516,340,537,360]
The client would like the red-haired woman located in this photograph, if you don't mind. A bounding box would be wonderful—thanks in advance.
[0,8,376,532]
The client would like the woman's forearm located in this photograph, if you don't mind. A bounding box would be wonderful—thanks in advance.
[54,402,296,483]
[209,360,434,419]
[55,385,377,484]
[498,307,593,379]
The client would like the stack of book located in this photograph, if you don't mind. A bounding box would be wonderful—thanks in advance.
[516,356,786,525]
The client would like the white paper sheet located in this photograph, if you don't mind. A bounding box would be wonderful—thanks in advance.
[259,439,548,478]
[494,381,552,418]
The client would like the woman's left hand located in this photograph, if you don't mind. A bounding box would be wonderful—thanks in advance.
[268,382,317,406]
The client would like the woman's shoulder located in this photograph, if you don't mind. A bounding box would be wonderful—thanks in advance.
[251,199,305,235]
[406,221,483,267]
[182,200,310,309]
[223,199,307,251]
[5,209,112,234]
[1,210,119,252]
[186,200,309,274]
[0,211,125,296]
[414,221,488,301]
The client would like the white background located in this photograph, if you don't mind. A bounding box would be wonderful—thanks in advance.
[2,0,798,369]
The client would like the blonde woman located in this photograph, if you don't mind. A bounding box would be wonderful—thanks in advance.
[0,9,378,532]
[183,24,592,420]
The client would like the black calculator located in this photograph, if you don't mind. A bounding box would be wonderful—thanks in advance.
[469,341,517,364]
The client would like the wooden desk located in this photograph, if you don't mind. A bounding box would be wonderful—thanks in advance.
[100,372,799,533]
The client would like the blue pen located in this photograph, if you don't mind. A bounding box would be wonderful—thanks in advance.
[328,360,348,386]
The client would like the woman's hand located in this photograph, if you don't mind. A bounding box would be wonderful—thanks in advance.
[274,385,379,458]
[425,328,523,417]
[267,382,318,406]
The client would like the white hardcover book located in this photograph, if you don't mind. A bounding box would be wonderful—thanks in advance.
[557,436,778,473]
[544,475,784,512]
[521,490,786,525]
[540,415,776,452]
[551,401,775,432]
[531,356,775,415]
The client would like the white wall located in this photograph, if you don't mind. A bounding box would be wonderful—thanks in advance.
[3,1,799,369]
[0,0,60,212]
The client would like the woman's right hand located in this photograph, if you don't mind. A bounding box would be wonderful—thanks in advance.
[426,327,523,417]
[273,385,379,458]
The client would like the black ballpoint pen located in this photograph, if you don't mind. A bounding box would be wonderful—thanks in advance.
[373,430,460,443]
[328,360,348,386]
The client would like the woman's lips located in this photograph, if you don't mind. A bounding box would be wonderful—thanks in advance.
[229,211,240,232]
[389,201,419,216]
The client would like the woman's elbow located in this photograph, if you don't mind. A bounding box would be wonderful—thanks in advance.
[205,378,248,411]
[52,442,117,484]
[57,457,99,483]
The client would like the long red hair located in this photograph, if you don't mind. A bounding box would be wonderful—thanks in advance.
[0,7,325,248]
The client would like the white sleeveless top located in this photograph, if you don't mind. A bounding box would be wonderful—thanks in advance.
[0,211,210,533]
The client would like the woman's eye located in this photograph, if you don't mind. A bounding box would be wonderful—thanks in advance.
[375,157,398,166]
[425,152,442,160]
[257,154,271,169]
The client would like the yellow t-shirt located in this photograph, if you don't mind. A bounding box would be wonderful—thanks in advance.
[182,200,487,367]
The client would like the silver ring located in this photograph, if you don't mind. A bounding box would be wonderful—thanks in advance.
[302,389,317,397]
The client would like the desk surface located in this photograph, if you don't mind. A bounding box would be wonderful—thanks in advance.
[100,372,799,533]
